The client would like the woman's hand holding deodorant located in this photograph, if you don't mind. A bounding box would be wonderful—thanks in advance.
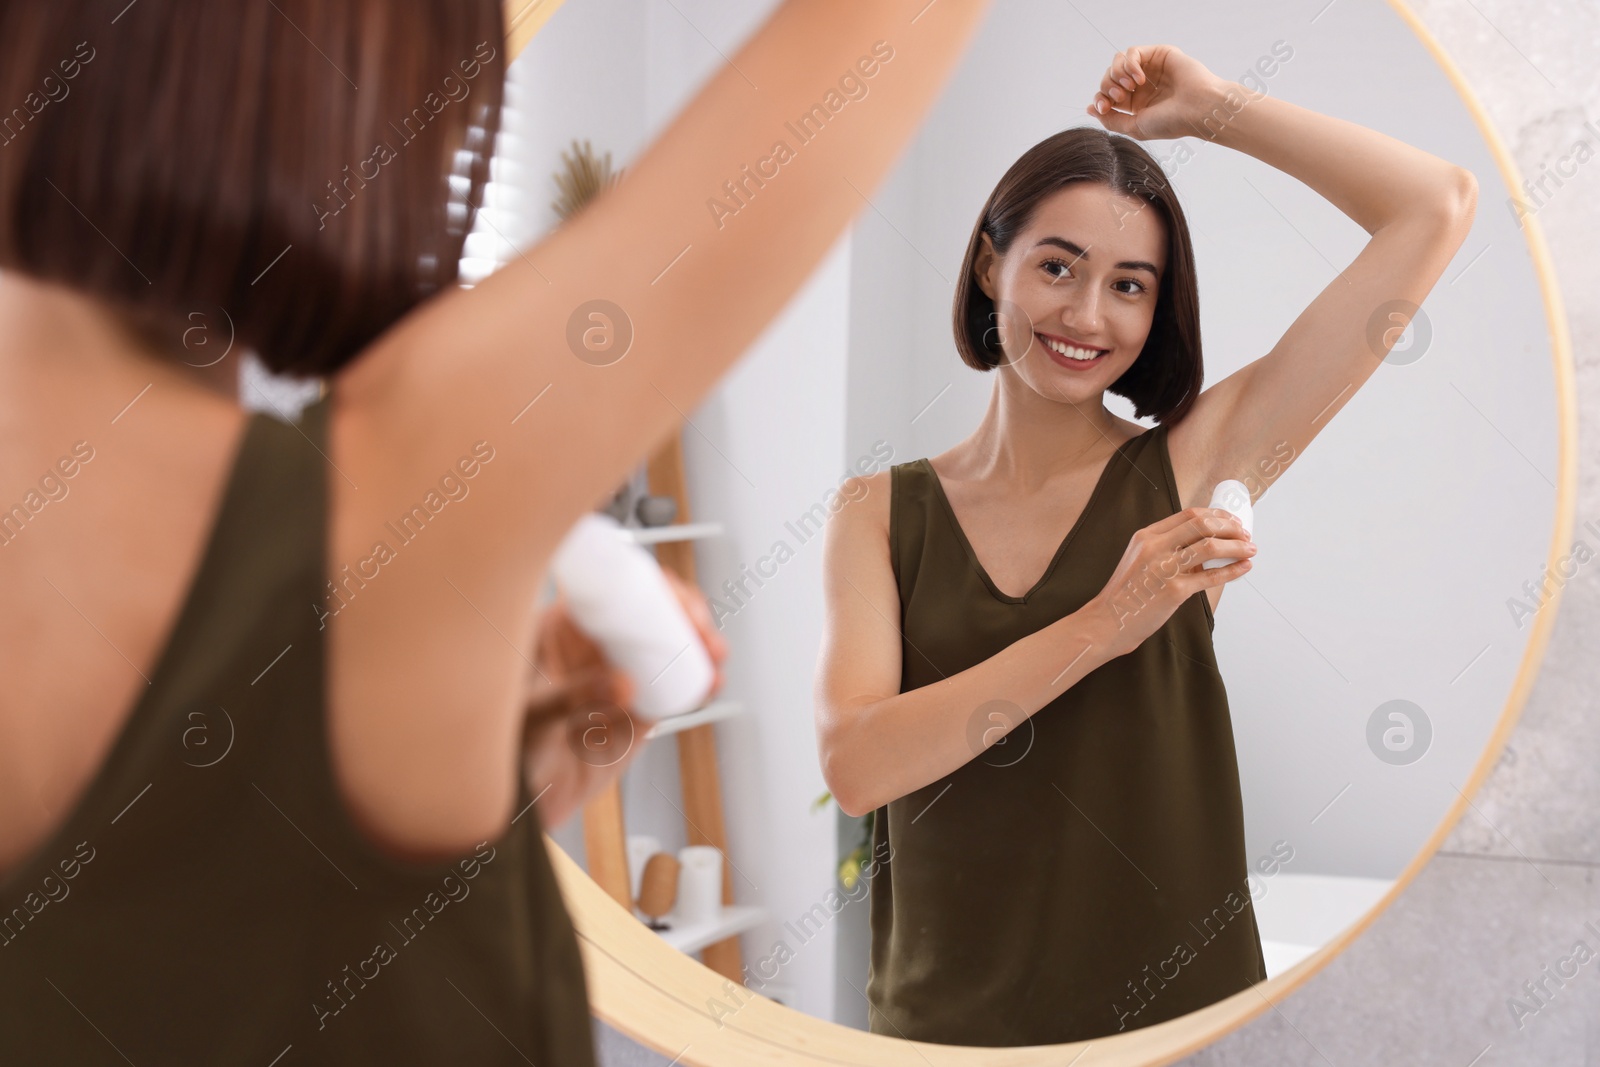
[521,513,729,829]
[1201,480,1253,570]
[523,609,640,830]
[1086,493,1256,660]
[548,513,720,720]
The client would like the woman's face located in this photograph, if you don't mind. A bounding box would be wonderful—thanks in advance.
[974,181,1168,406]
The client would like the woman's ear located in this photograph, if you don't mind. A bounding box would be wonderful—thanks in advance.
[972,231,998,301]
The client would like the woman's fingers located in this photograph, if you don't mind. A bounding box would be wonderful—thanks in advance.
[1099,60,1134,104]
[562,659,636,715]
[1175,512,1251,549]
[534,567,728,722]
[1120,47,1147,86]
[1111,50,1137,93]
[1138,512,1253,581]
[1196,555,1254,587]
[1141,505,1242,544]
[1184,534,1257,568]
[1174,531,1254,579]
[661,567,730,697]
[525,656,636,730]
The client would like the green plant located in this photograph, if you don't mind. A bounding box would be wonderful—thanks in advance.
[813,790,876,890]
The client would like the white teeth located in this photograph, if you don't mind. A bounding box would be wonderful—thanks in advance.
[1041,335,1104,361]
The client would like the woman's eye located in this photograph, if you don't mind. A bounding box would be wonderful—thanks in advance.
[1040,258,1146,296]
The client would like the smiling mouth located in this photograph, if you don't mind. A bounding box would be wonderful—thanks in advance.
[1036,332,1108,363]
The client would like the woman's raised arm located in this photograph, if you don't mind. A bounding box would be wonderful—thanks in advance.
[338,0,993,614]
[320,0,992,855]
[1087,45,1477,507]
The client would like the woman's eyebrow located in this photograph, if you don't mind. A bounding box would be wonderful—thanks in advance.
[1033,236,1159,277]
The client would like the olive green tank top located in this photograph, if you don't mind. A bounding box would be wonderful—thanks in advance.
[866,421,1266,1047]
[0,395,597,1065]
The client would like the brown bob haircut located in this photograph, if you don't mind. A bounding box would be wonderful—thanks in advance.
[0,0,505,378]
[952,127,1203,425]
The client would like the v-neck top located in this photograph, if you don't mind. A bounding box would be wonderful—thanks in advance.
[0,396,598,1066]
[865,421,1265,1047]
[917,431,1137,604]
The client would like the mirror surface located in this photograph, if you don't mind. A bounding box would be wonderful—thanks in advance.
[492,0,1562,1049]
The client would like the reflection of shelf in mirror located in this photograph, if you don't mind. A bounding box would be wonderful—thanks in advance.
[643,699,741,741]
[649,904,767,956]
[619,521,724,545]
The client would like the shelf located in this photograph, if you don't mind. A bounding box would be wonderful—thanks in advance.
[619,521,724,545]
[647,904,768,955]
[584,431,748,983]
[538,519,724,603]
[643,699,742,741]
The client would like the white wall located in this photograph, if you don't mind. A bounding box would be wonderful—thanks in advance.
[504,0,849,1022]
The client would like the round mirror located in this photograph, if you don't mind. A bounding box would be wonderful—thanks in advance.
[501,0,1573,1061]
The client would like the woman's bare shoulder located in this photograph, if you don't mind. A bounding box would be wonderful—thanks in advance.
[817,468,898,585]
[833,468,894,540]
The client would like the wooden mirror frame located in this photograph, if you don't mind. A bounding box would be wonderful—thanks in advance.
[504,1,1577,1062]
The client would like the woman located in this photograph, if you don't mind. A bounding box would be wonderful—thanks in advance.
[0,0,990,1062]
[815,45,1477,1046]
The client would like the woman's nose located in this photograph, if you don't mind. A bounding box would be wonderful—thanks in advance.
[1065,288,1103,334]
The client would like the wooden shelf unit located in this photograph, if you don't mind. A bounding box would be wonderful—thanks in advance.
[580,430,747,984]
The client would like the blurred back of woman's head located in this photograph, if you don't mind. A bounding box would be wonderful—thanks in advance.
[0,0,505,377]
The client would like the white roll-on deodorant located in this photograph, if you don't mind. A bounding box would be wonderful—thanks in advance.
[548,512,715,719]
[1202,479,1254,571]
